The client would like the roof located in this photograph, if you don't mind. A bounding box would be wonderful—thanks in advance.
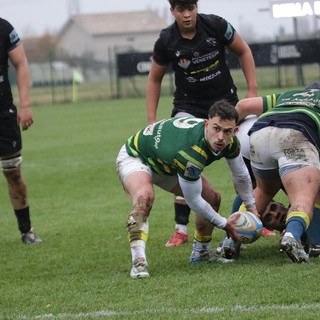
[67,10,168,35]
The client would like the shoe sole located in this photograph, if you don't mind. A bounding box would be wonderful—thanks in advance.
[22,240,43,244]
[165,239,188,247]
[280,242,309,263]
[131,273,150,279]
[130,267,150,279]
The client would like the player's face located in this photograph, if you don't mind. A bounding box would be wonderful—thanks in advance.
[205,116,237,152]
[171,4,198,33]
[260,202,288,231]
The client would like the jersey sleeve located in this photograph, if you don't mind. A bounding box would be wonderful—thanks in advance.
[262,94,280,112]
[152,32,170,66]
[1,18,20,52]
[203,14,236,46]
[224,136,241,159]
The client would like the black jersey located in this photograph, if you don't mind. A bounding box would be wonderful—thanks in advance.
[152,14,238,117]
[0,18,20,105]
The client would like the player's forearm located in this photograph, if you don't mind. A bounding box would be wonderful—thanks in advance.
[178,176,227,228]
[239,54,258,97]
[146,81,161,124]
[227,156,256,209]
[16,61,31,109]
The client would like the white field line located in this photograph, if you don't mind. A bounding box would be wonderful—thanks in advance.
[14,303,320,319]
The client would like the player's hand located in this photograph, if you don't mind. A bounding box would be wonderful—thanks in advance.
[249,207,261,219]
[223,213,241,242]
[18,107,34,130]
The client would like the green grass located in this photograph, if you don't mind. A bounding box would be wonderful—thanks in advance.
[0,95,319,320]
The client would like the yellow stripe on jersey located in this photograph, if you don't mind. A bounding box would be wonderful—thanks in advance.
[133,130,141,150]
[191,145,208,159]
[180,151,205,170]
[174,159,186,171]
[156,158,171,174]
[147,158,163,174]
[227,137,235,151]
[265,94,277,111]
[127,135,139,157]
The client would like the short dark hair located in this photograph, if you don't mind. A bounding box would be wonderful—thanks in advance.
[208,99,239,123]
[168,0,198,9]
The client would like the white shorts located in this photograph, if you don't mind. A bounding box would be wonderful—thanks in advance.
[116,145,178,192]
[236,115,257,160]
[249,127,320,177]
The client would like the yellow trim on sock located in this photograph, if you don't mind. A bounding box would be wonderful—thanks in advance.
[286,211,310,228]
[315,204,320,209]
[239,203,246,211]
[128,231,148,243]
[140,231,148,242]
[194,230,212,243]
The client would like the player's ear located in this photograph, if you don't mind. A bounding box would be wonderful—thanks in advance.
[234,126,239,134]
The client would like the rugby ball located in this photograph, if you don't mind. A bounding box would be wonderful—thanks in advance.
[230,211,263,244]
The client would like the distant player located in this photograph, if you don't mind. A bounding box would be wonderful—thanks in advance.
[0,18,41,243]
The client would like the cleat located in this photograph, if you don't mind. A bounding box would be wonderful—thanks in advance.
[130,258,149,279]
[190,250,234,264]
[165,230,188,247]
[21,228,42,244]
[309,244,320,258]
[261,228,276,237]
[280,232,309,263]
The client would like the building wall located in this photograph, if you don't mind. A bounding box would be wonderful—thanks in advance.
[56,23,93,58]
[56,23,161,62]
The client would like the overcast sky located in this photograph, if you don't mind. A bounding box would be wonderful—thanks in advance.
[0,0,318,40]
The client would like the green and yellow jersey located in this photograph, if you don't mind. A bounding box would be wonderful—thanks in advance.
[126,117,240,182]
[249,88,320,149]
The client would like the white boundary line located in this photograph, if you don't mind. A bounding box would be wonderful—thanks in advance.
[13,303,320,319]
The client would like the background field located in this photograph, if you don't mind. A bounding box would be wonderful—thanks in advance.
[0,92,320,320]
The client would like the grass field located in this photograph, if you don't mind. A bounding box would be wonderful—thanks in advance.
[0,94,320,320]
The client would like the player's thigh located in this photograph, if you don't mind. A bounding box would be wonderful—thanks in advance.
[116,145,155,202]
[125,171,155,204]
[282,166,320,213]
[250,127,278,170]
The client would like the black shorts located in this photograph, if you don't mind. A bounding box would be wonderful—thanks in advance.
[0,106,22,157]
[171,89,239,119]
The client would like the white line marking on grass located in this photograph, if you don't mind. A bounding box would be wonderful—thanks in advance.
[17,303,320,319]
